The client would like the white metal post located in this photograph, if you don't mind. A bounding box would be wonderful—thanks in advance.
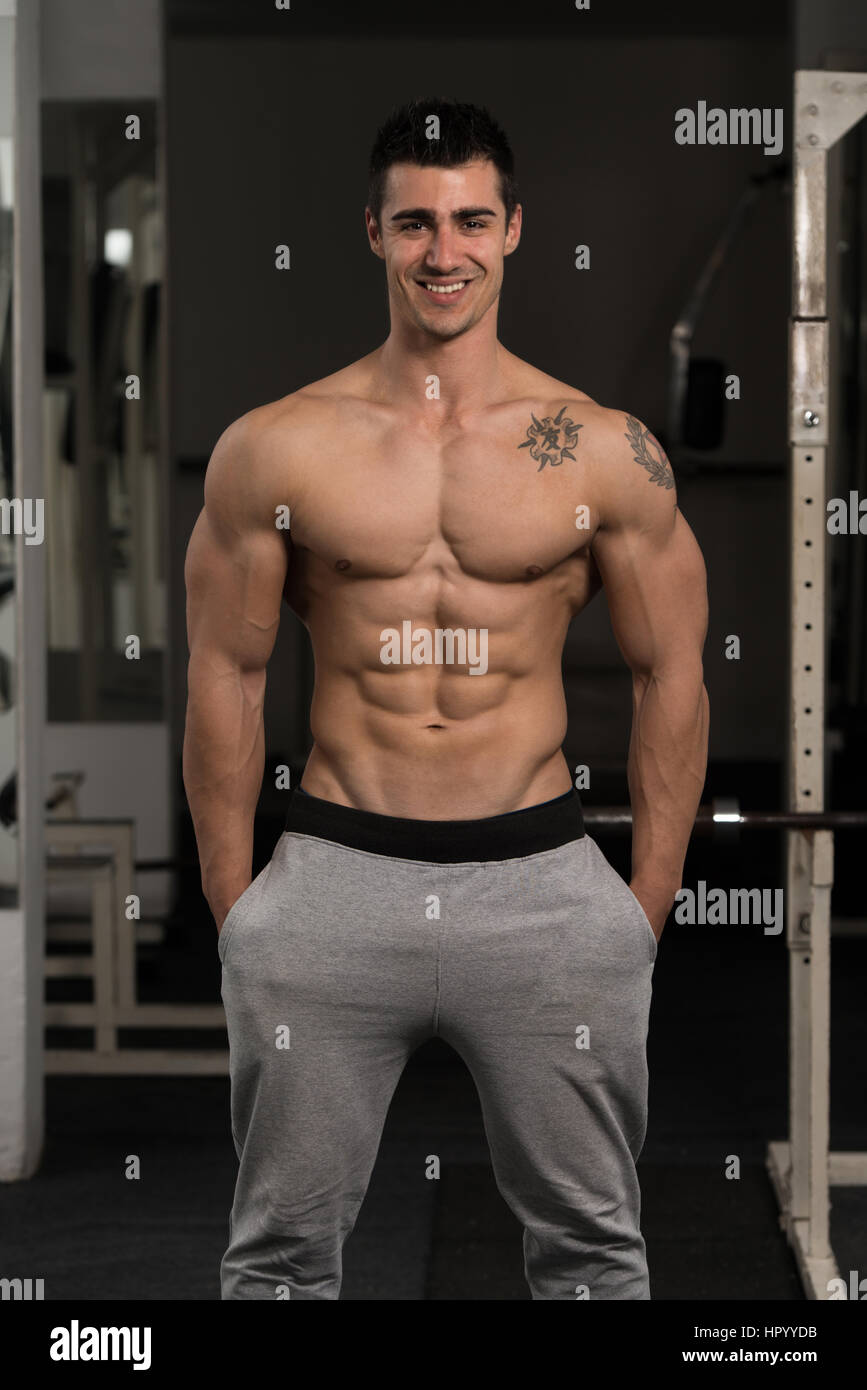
[767,69,867,1300]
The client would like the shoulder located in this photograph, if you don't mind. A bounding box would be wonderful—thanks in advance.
[203,364,374,527]
[579,404,678,532]
[201,394,310,536]
[505,358,675,492]
[210,379,340,461]
[587,406,674,487]
[514,386,673,484]
[210,353,377,463]
[506,382,676,507]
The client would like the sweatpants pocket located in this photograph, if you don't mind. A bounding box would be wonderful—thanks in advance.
[583,834,658,965]
[217,864,270,965]
[623,883,659,963]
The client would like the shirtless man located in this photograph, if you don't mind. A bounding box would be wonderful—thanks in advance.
[183,99,709,1301]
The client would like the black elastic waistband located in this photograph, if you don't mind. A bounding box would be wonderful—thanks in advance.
[283,785,585,862]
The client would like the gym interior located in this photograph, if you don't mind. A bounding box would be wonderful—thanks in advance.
[0,0,865,1314]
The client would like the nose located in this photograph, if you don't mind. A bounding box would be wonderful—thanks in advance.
[423,224,463,274]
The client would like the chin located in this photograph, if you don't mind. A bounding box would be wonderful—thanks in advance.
[422,318,467,337]
[419,310,476,338]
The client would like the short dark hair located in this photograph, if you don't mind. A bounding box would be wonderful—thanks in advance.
[367,97,518,225]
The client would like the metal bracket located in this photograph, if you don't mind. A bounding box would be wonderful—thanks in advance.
[795,71,867,151]
[790,322,828,444]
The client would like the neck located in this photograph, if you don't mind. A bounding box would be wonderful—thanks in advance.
[374,303,509,415]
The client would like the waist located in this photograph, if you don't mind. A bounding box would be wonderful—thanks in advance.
[284,784,585,863]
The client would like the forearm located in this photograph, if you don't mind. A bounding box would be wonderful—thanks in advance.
[627,665,709,921]
[182,653,266,923]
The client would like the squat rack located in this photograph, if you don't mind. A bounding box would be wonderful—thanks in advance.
[773,68,867,1301]
[761,68,867,1301]
[589,71,867,1301]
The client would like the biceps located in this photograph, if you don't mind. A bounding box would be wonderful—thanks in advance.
[594,513,708,677]
[185,508,287,675]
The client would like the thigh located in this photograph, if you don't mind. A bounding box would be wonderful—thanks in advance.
[438,833,655,1157]
[219,834,428,1227]
[219,830,438,1042]
[438,834,655,1038]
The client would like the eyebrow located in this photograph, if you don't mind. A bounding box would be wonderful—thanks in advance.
[388,206,499,222]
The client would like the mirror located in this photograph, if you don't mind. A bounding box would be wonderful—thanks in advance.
[41,100,164,721]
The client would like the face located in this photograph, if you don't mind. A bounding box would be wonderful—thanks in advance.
[366,159,521,341]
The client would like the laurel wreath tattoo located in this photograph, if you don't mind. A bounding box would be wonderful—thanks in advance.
[517,406,583,472]
[624,415,675,490]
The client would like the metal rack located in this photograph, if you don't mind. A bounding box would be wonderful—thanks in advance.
[771,69,867,1300]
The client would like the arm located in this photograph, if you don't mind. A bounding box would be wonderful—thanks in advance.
[589,413,709,938]
[182,414,289,931]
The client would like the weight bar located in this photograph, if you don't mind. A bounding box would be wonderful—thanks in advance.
[135,801,867,870]
[583,799,867,836]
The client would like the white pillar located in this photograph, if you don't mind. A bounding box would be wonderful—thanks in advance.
[0,0,45,1182]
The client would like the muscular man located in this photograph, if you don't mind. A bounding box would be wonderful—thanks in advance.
[183,99,709,1300]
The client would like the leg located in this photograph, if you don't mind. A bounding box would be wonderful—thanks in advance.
[219,832,433,1299]
[438,833,656,1299]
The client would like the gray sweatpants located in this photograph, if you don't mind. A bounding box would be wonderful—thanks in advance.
[218,787,657,1300]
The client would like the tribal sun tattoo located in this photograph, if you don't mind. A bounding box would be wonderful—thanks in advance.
[624,415,675,490]
[517,406,583,472]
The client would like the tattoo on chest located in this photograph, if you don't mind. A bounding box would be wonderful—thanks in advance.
[517,406,583,472]
[625,415,675,490]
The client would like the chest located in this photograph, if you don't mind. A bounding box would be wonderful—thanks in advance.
[289,419,597,583]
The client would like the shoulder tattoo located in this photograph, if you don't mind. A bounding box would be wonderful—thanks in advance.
[624,415,675,490]
[517,405,583,472]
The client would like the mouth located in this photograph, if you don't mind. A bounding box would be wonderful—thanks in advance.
[415,278,473,305]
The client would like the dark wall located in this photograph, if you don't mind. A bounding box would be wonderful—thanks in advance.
[795,0,867,65]
[166,20,790,786]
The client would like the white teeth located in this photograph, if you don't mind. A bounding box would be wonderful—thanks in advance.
[423,281,467,294]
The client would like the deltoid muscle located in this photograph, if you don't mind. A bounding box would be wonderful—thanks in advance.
[624,416,675,490]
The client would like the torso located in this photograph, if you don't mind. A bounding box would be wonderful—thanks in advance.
[256,349,614,818]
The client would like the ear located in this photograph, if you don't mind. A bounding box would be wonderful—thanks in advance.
[365,207,385,259]
[504,203,523,256]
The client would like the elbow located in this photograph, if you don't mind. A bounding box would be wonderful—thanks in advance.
[631,658,707,693]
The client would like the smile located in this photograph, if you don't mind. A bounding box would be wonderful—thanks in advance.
[416,279,472,303]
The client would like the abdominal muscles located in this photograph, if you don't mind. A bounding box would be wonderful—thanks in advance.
[291,526,584,816]
[303,618,572,817]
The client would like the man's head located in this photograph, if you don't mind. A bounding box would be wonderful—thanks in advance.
[366,98,522,341]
